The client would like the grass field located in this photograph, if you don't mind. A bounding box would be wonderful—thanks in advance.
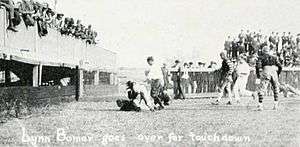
[0,96,299,147]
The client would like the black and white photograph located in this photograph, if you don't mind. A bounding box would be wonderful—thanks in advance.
[0,0,299,146]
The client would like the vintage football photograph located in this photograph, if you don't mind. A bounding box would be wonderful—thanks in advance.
[0,0,299,146]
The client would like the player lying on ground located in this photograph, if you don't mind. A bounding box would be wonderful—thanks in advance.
[116,81,155,112]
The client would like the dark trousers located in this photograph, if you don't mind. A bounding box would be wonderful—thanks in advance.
[117,100,141,112]
[150,79,164,107]
[258,72,280,103]
[174,77,185,99]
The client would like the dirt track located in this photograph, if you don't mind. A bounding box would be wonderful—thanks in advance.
[0,96,299,147]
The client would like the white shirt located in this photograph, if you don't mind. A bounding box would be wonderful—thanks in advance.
[236,61,251,76]
[145,64,163,80]
[181,67,189,79]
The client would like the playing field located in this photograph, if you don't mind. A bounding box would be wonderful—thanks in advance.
[0,96,299,147]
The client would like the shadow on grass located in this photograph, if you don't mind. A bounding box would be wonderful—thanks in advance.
[69,105,258,112]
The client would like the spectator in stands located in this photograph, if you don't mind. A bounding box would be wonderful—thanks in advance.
[288,32,292,43]
[231,38,239,59]
[245,30,252,53]
[275,32,280,52]
[73,20,84,38]
[282,32,289,47]
[1,0,99,42]
[92,31,98,44]
[238,29,246,44]
[45,8,55,28]
[238,38,246,54]
[297,34,300,52]
[269,32,277,51]
[86,25,94,44]
[33,2,49,36]
[224,36,232,58]
[0,0,21,32]
[60,17,74,35]
[0,0,19,32]
[18,0,35,27]
[53,13,64,29]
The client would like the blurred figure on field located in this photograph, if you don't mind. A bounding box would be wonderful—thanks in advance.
[161,63,170,91]
[181,63,190,94]
[232,54,256,103]
[256,46,282,111]
[188,62,197,93]
[224,36,232,58]
[145,56,165,110]
[212,52,234,105]
[172,60,185,99]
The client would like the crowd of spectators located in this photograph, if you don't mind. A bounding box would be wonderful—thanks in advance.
[0,0,98,44]
[224,29,300,67]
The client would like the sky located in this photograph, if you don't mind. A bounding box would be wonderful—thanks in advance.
[42,0,300,67]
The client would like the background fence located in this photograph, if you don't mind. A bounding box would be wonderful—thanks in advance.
[171,68,300,95]
[0,85,76,107]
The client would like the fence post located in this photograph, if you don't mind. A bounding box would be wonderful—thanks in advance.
[94,70,99,85]
[75,66,84,101]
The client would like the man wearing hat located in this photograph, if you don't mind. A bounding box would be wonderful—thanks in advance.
[171,60,185,99]
[256,46,282,111]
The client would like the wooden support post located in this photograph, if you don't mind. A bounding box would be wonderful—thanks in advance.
[75,66,84,101]
[4,69,11,86]
[32,64,42,87]
[109,73,114,85]
[94,70,99,85]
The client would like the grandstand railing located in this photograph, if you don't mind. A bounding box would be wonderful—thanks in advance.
[0,8,117,72]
